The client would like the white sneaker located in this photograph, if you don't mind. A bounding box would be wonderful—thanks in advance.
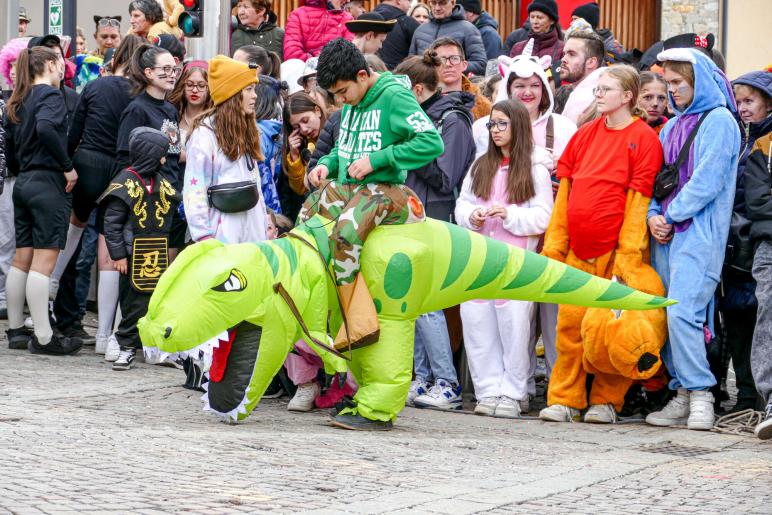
[24,316,34,329]
[406,379,429,407]
[95,333,109,355]
[584,403,618,424]
[755,399,772,440]
[687,390,715,431]
[474,397,499,416]
[539,404,580,422]
[287,382,320,412]
[414,379,463,410]
[494,396,522,419]
[104,334,120,362]
[646,388,689,427]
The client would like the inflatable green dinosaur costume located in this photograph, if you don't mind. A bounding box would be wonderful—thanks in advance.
[138,214,673,426]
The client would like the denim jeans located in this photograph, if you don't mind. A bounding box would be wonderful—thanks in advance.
[74,213,99,317]
[413,310,458,385]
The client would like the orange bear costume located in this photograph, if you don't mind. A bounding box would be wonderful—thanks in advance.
[540,116,668,420]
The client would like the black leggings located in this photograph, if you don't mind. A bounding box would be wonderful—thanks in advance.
[72,148,116,224]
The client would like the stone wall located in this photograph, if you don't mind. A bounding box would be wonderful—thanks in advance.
[660,0,721,40]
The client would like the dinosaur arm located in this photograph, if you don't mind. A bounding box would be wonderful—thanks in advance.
[541,178,571,263]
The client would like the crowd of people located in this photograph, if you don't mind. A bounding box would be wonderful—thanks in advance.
[1,0,771,438]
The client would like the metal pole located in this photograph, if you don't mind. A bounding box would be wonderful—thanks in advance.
[183,0,232,61]
[0,0,20,48]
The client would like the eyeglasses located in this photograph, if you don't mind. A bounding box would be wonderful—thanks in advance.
[152,66,182,77]
[97,18,121,28]
[485,120,510,132]
[185,81,207,91]
[592,86,622,97]
[438,55,463,66]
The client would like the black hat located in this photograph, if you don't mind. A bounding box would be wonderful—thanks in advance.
[28,35,62,50]
[662,33,715,57]
[345,12,397,34]
[528,0,559,23]
[152,34,186,62]
[460,0,482,15]
[572,2,599,30]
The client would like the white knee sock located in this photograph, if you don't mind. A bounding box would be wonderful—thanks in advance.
[6,267,28,329]
[51,224,85,282]
[26,271,53,345]
[97,270,120,337]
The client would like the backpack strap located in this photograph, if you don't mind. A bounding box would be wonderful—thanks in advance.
[545,115,555,153]
[436,107,472,135]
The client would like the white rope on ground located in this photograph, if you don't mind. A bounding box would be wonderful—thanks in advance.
[712,408,764,435]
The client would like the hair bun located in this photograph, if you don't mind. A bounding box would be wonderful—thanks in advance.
[422,49,440,67]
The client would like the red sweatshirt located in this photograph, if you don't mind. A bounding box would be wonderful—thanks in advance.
[556,117,663,260]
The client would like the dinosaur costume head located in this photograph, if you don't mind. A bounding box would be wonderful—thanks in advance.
[139,216,674,423]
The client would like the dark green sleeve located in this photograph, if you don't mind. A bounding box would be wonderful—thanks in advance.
[368,88,444,172]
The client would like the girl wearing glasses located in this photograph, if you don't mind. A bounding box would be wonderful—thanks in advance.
[539,65,665,425]
[169,61,212,152]
[455,99,553,418]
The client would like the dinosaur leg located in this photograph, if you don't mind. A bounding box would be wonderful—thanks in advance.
[342,318,415,422]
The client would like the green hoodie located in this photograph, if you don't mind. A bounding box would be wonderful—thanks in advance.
[318,72,445,185]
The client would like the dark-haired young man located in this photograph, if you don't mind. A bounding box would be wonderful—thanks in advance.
[303,39,444,429]
[559,31,606,124]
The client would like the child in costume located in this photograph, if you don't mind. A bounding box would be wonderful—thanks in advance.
[538,65,665,424]
[303,37,444,360]
[101,127,180,370]
[645,47,741,431]
[456,99,553,418]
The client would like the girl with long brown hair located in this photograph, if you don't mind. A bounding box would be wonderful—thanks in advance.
[184,55,268,244]
[169,61,213,151]
[4,46,81,356]
[455,99,554,419]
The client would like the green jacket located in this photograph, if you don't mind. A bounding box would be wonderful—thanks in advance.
[231,21,284,60]
[318,72,444,185]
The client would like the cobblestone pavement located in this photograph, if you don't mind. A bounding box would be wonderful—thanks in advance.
[1,319,771,515]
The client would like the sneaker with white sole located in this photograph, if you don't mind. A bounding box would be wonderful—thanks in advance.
[584,403,618,424]
[494,396,522,418]
[112,348,137,370]
[520,395,532,414]
[755,398,772,440]
[104,334,120,362]
[413,379,462,410]
[287,382,320,412]
[95,333,109,355]
[406,379,429,407]
[474,397,499,416]
[539,404,581,422]
[687,390,715,431]
[645,388,689,427]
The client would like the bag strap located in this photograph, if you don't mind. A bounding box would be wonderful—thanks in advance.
[672,111,711,170]
[545,115,555,153]
[272,282,350,361]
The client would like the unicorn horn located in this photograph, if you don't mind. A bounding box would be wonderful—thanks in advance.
[523,38,535,57]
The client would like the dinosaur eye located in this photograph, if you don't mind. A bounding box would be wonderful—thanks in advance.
[211,269,247,292]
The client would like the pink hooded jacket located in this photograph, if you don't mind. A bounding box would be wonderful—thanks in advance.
[283,0,354,61]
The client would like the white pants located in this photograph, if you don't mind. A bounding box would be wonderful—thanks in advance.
[0,177,16,303]
[461,299,533,401]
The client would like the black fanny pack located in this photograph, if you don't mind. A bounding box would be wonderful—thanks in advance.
[653,111,711,201]
[207,181,259,213]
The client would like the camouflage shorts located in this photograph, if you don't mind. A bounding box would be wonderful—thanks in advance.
[299,179,425,284]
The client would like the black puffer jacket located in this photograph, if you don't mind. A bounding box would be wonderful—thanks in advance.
[374,3,419,70]
[307,109,341,175]
[102,128,172,261]
[409,5,487,76]
[405,91,475,222]
[746,133,772,243]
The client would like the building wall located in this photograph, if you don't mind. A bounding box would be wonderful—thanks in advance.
[660,0,721,40]
[725,0,772,78]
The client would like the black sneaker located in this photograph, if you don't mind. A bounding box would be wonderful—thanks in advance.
[59,322,96,346]
[330,412,393,431]
[113,348,137,371]
[755,399,772,441]
[6,327,34,350]
[28,333,83,355]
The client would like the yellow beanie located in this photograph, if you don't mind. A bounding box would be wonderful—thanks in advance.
[207,55,259,106]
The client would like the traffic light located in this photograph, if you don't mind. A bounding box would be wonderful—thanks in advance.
[179,0,204,38]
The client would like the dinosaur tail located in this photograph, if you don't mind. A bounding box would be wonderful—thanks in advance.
[419,221,674,313]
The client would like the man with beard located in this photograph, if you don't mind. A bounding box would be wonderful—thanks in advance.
[560,31,606,124]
